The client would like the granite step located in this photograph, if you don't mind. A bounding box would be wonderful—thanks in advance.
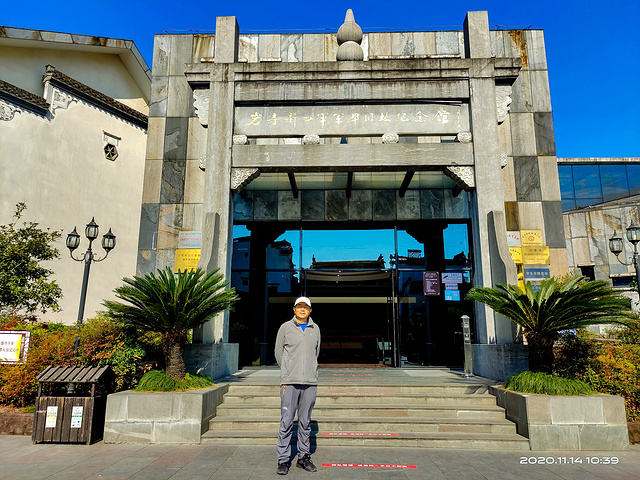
[200,430,530,450]
[208,416,518,434]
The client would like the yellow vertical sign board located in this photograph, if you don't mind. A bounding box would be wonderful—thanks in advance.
[174,249,201,272]
[522,245,550,265]
[520,230,542,246]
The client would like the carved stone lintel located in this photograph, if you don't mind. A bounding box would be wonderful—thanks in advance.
[50,88,76,114]
[382,133,399,144]
[233,134,248,145]
[456,131,472,143]
[199,155,207,171]
[500,153,508,168]
[231,168,260,193]
[495,85,512,124]
[193,89,210,127]
[302,134,320,145]
[0,100,20,121]
[444,166,475,190]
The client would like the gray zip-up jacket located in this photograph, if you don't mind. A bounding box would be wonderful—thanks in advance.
[275,317,321,385]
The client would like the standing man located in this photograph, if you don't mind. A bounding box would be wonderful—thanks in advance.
[275,296,321,475]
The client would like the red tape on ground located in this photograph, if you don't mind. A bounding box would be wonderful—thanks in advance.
[321,432,399,436]
[322,463,417,469]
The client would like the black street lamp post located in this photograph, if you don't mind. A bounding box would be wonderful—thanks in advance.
[608,222,640,297]
[66,218,116,355]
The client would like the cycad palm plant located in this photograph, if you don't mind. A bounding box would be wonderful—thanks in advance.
[467,276,634,373]
[104,267,237,379]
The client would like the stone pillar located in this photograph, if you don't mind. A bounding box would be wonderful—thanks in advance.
[197,17,239,344]
[464,11,517,345]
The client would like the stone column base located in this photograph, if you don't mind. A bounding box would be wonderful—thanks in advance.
[471,343,528,381]
[185,343,239,380]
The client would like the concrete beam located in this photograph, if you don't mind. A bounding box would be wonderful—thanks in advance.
[232,143,474,171]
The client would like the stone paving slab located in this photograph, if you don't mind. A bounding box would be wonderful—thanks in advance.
[1,435,638,479]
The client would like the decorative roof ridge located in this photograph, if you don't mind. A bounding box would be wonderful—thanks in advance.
[0,78,49,113]
[43,65,148,128]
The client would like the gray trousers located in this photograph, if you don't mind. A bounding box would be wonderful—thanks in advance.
[277,384,317,463]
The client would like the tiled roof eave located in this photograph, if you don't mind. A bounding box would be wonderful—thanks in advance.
[45,69,148,129]
[0,79,49,115]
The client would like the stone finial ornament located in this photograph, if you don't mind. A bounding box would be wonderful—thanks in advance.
[336,9,364,61]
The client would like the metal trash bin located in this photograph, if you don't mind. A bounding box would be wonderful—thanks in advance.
[32,365,113,445]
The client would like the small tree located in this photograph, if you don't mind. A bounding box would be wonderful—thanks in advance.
[103,267,237,379]
[0,203,62,315]
[467,275,635,373]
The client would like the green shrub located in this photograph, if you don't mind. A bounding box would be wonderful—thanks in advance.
[555,330,640,421]
[504,371,595,395]
[135,370,214,392]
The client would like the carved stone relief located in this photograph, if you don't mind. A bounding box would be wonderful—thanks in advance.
[495,85,512,124]
[50,88,77,114]
[382,133,399,144]
[0,100,19,121]
[456,131,472,143]
[231,168,260,193]
[199,155,207,171]
[233,134,248,145]
[302,134,320,145]
[193,89,210,127]
[444,166,475,190]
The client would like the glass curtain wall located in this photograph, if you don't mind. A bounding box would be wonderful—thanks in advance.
[230,223,472,367]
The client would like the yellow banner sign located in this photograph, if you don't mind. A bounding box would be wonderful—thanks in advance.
[520,230,542,246]
[522,245,550,265]
[174,249,201,272]
[509,247,522,263]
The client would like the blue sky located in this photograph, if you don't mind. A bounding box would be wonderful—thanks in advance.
[3,0,639,158]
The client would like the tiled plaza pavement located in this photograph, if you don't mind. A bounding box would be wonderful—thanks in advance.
[1,435,639,480]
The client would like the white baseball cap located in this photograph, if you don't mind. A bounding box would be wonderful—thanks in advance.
[294,296,312,307]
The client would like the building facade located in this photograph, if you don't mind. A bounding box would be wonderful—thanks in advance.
[139,10,567,380]
[0,27,150,322]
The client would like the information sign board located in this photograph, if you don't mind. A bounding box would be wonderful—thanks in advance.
[423,272,440,296]
[174,249,201,272]
[444,290,461,301]
[0,330,30,364]
[441,272,463,284]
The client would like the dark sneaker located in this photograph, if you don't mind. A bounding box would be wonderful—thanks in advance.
[296,454,317,472]
[277,461,290,475]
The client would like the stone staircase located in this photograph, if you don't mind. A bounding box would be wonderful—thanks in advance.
[201,380,530,450]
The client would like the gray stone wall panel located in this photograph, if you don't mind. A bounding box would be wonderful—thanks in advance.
[149,76,168,118]
[277,191,301,220]
[525,30,547,70]
[325,190,348,220]
[138,204,160,250]
[169,35,194,76]
[413,32,436,56]
[152,35,171,77]
[530,70,552,113]
[397,190,420,220]
[368,33,391,57]
[509,113,537,156]
[233,192,253,221]
[239,35,258,63]
[302,34,324,62]
[301,190,324,220]
[280,34,302,62]
[160,159,187,204]
[436,31,461,55]
[167,75,195,118]
[258,34,280,60]
[420,189,445,219]
[534,112,556,156]
[164,117,189,161]
[348,190,373,220]
[542,201,565,247]
[373,190,396,220]
[254,191,277,220]
[192,34,215,62]
[513,156,542,202]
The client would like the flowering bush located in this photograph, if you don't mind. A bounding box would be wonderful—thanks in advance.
[0,315,161,407]
[555,328,640,421]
